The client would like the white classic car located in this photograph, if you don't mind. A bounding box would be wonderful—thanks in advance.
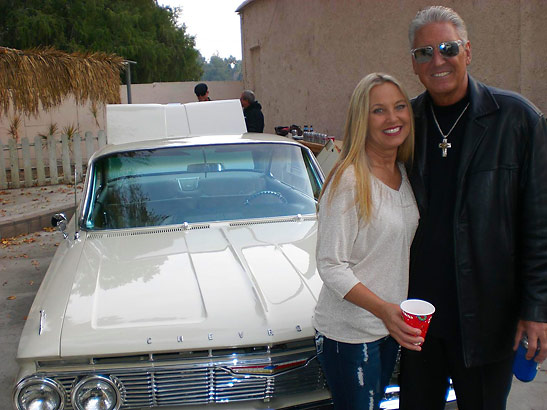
[13,101,452,410]
[13,101,332,410]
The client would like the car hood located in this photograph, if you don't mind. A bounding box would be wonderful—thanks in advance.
[55,219,321,357]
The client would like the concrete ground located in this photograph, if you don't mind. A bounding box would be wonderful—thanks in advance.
[1,228,60,406]
[1,185,546,409]
[0,184,81,239]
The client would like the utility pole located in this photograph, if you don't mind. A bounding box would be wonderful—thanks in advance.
[124,60,137,104]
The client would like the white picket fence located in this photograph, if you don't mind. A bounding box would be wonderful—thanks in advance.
[0,131,106,189]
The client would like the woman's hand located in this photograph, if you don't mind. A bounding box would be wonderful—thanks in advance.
[378,303,424,351]
[344,284,424,351]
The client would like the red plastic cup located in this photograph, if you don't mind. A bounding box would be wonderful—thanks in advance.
[400,299,435,341]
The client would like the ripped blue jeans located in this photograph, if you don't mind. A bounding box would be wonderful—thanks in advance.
[315,332,399,410]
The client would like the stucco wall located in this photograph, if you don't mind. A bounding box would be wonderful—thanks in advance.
[0,81,243,145]
[119,81,244,104]
[239,0,547,137]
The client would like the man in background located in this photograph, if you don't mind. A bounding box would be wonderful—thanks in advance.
[240,90,264,133]
[194,83,210,101]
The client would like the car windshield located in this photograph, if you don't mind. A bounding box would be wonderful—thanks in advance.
[84,142,323,230]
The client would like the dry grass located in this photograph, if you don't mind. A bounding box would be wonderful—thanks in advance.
[90,101,101,127]
[0,46,124,117]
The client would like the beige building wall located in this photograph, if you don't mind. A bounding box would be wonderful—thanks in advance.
[0,81,243,145]
[238,0,547,137]
[118,81,244,104]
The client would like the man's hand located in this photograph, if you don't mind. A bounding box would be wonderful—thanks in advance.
[513,320,547,363]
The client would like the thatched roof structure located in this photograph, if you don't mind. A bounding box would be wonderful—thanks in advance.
[0,46,125,116]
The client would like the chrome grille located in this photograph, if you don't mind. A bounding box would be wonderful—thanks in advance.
[41,344,327,409]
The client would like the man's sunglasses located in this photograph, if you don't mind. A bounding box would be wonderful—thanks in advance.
[411,40,464,64]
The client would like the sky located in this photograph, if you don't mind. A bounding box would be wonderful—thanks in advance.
[159,0,244,61]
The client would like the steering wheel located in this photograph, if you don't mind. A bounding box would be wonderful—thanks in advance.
[244,190,287,205]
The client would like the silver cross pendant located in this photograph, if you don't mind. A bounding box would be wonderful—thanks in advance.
[439,138,452,157]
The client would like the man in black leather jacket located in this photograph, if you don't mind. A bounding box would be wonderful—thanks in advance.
[400,6,547,410]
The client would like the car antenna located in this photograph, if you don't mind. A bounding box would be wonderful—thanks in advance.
[74,169,80,240]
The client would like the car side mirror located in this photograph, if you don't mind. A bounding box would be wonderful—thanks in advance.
[51,213,68,238]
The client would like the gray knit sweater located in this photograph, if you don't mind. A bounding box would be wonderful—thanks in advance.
[312,164,419,343]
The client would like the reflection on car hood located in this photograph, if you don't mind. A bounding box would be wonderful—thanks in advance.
[58,219,321,357]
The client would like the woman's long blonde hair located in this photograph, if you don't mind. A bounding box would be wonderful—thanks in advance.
[320,73,415,222]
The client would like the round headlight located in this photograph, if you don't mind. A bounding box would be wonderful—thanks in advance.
[14,377,65,410]
[71,375,121,410]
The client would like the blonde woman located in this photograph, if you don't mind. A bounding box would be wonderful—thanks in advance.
[313,73,422,410]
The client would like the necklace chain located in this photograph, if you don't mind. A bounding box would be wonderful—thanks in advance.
[431,102,470,157]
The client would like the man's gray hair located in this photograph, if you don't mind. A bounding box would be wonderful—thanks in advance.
[241,90,256,104]
[409,6,468,48]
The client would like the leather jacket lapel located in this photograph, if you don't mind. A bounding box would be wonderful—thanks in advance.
[455,76,500,190]
[410,93,429,215]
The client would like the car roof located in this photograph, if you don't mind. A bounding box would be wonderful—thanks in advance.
[89,133,307,160]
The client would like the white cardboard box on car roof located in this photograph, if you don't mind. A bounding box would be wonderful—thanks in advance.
[106,99,247,145]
